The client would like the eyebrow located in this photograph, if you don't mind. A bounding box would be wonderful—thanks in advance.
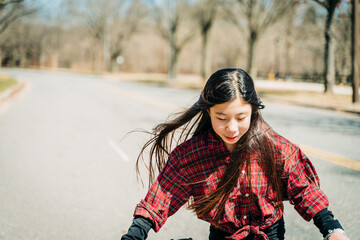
[215,112,247,116]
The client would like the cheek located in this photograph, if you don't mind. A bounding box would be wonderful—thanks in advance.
[210,119,224,133]
[240,119,251,132]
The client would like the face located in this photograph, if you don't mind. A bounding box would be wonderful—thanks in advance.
[209,97,252,152]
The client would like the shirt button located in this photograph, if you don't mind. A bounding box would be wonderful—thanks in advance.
[243,215,247,219]
[241,170,245,174]
[245,193,249,197]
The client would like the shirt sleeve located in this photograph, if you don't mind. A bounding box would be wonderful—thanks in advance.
[133,148,191,232]
[285,148,329,221]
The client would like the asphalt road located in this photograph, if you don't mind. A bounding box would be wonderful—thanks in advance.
[0,69,359,240]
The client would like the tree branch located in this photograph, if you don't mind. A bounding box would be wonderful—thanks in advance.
[0,2,36,35]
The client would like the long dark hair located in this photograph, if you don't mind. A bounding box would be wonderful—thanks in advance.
[136,68,283,225]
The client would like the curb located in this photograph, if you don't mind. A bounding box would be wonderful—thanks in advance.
[0,81,26,103]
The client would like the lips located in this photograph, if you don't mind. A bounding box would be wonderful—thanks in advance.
[225,135,238,141]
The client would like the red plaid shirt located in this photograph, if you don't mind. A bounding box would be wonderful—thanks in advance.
[133,130,329,239]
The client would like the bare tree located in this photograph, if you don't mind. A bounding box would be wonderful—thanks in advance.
[333,6,351,86]
[313,0,342,94]
[0,20,47,68]
[194,0,220,82]
[83,7,105,72]
[108,0,145,72]
[225,0,297,78]
[351,0,359,103]
[0,0,36,65]
[0,0,36,35]
[289,3,324,80]
[81,0,144,72]
[283,6,297,78]
[152,0,197,84]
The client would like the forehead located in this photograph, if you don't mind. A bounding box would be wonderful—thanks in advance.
[210,98,252,114]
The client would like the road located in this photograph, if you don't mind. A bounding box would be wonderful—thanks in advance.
[0,69,359,240]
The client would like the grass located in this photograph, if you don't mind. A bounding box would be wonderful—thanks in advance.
[0,75,17,93]
[257,89,360,114]
[136,78,167,86]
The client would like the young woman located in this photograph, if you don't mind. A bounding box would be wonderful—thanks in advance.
[121,68,349,240]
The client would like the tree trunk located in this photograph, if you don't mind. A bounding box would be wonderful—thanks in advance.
[247,31,258,78]
[103,26,111,72]
[274,38,280,78]
[328,35,336,93]
[0,48,2,67]
[111,57,117,72]
[324,27,335,94]
[167,23,177,85]
[94,41,103,73]
[51,27,60,69]
[50,53,58,69]
[352,0,359,103]
[168,47,178,85]
[20,45,27,68]
[285,9,294,78]
[323,4,337,94]
[91,50,96,72]
[200,28,211,82]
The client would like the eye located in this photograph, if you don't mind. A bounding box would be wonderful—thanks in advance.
[237,115,249,121]
[217,117,226,121]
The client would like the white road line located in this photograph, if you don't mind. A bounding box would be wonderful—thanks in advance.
[108,138,130,162]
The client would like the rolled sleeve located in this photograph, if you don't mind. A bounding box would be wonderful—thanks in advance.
[285,148,329,221]
[133,149,191,232]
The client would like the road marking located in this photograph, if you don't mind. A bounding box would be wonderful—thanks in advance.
[108,138,130,162]
[104,84,360,172]
[299,144,360,172]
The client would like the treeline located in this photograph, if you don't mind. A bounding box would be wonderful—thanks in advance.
[0,0,356,87]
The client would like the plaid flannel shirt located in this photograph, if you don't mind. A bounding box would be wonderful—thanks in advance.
[133,130,329,240]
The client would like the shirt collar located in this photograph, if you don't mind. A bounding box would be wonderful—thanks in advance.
[206,130,231,163]
[207,129,225,150]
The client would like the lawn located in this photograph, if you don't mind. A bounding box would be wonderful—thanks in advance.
[0,75,17,93]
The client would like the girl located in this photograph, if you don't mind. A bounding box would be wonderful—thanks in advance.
[121,68,349,240]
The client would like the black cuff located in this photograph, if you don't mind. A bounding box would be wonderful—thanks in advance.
[121,217,154,240]
[313,208,343,238]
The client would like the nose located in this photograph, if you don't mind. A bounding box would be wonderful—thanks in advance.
[226,119,237,132]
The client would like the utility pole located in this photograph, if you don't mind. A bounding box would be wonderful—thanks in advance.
[352,0,359,103]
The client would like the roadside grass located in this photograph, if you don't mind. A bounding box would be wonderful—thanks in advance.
[136,78,167,86]
[0,75,17,93]
[257,89,360,114]
[257,89,351,105]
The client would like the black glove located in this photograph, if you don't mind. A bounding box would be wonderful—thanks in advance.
[313,208,343,238]
[121,217,153,240]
